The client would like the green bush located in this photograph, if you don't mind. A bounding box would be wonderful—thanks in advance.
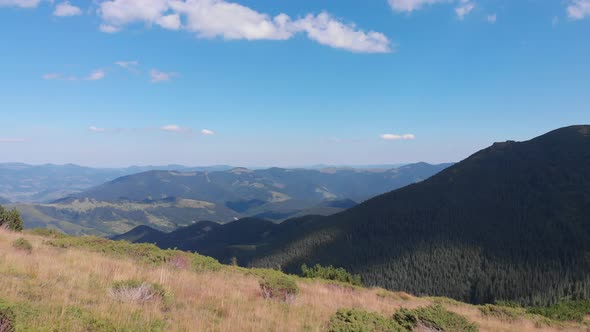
[0,299,16,332]
[393,304,478,332]
[109,280,168,304]
[258,270,299,302]
[527,300,590,322]
[46,236,222,272]
[478,304,525,321]
[12,238,32,253]
[0,206,23,232]
[328,309,406,332]
[26,228,67,239]
[301,264,362,286]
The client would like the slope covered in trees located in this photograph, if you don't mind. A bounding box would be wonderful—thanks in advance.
[249,125,590,306]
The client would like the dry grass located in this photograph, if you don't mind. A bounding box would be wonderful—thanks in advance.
[0,228,588,332]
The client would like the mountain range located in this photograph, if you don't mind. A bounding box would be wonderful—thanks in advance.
[16,163,450,236]
[0,163,234,203]
[116,125,590,306]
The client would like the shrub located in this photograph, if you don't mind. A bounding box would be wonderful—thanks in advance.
[328,309,406,332]
[301,264,362,286]
[109,280,167,304]
[12,238,32,253]
[393,304,478,332]
[258,270,299,302]
[479,304,524,322]
[527,300,590,322]
[26,228,67,239]
[0,299,15,332]
[0,206,23,232]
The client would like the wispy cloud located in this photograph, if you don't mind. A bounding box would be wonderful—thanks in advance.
[99,24,120,33]
[115,60,140,74]
[0,0,40,8]
[88,126,107,132]
[387,0,447,13]
[53,1,82,17]
[388,0,476,20]
[567,0,590,20]
[455,1,475,20]
[42,73,62,80]
[161,124,191,133]
[150,69,176,83]
[486,14,496,23]
[201,129,215,136]
[97,0,391,53]
[380,133,415,140]
[86,69,106,81]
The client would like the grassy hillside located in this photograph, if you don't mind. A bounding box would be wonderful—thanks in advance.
[1,228,588,332]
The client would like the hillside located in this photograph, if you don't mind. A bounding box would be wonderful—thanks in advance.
[0,163,233,203]
[18,163,449,236]
[2,228,588,332]
[239,126,590,306]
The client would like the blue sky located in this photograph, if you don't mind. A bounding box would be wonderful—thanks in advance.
[0,0,588,167]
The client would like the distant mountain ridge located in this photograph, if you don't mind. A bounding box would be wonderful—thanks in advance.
[18,163,451,235]
[0,163,234,203]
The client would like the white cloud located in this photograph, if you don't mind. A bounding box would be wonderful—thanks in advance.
[156,13,181,30]
[486,14,496,23]
[201,129,215,135]
[455,1,475,20]
[0,0,40,8]
[86,69,106,81]
[380,133,415,140]
[168,0,293,40]
[99,0,169,27]
[0,138,28,143]
[150,69,176,82]
[97,0,391,53]
[53,2,82,17]
[294,13,391,53]
[42,73,62,80]
[568,0,590,20]
[88,126,107,132]
[161,124,191,133]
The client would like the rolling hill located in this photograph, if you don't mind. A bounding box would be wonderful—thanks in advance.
[18,163,450,236]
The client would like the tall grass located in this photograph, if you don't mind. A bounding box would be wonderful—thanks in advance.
[0,228,587,332]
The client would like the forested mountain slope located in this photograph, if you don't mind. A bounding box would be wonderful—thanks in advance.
[19,163,449,235]
[250,125,590,306]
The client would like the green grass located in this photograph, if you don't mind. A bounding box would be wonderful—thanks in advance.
[46,236,222,272]
[12,238,32,253]
[257,269,299,302]
[25,228,67,238]
[478,304,525,321]
[328,309,406,332]
[393,304,478,332]
[301,264,362,286]
[528,300,590,322]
